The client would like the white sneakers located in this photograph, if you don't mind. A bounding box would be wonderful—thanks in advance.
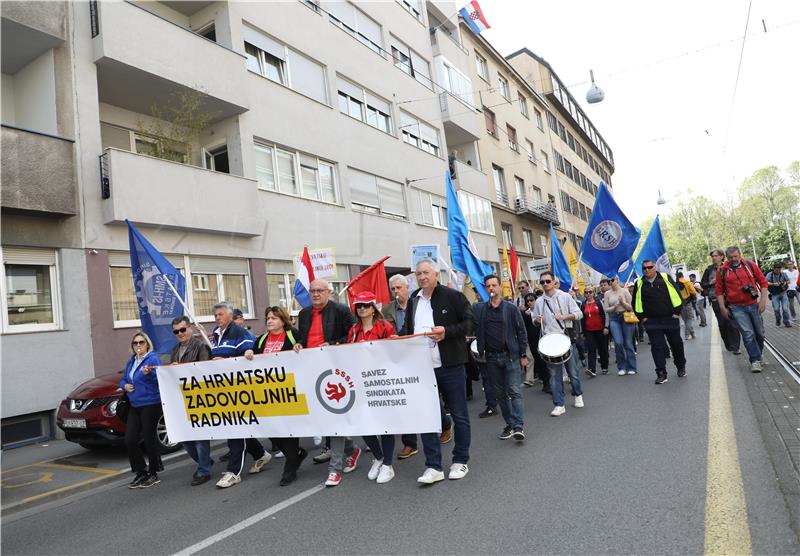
[248,452,272,474]
[618,369,626,376]
[448,463,469,480]
[367,459,383,481]
[550,405,566,417]
[574,395,584,408]
[376,465,395,484]
[215,472,241,488]
[417,467,445,484]
[627,370,637,375]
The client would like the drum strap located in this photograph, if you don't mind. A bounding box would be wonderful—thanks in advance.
[543,296,577,341]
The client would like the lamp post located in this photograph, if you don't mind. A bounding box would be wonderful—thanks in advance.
[773,213,797,263]
[740,236,757,263]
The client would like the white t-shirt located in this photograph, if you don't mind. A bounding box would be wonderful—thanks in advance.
[413,290,442,368]
[787,269,799,291]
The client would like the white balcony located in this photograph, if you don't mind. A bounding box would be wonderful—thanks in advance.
[514,195,560,225]
[450,159,487,197]
[100,148,264,237]
[91,1,248,121]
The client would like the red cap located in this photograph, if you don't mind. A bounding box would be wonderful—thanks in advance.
[354,291,377,304]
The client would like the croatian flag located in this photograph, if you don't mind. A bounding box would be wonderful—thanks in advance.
[459,0,490,35]
[293,246,316,308]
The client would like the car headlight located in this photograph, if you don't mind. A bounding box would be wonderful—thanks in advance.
[108,399,119,415]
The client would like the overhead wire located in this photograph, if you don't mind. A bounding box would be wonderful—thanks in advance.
[722,0,755,153]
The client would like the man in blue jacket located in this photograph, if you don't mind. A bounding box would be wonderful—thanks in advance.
[210,302,272,488]
[473,275,528,441]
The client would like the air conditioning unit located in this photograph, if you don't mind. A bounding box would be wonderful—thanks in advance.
[514,197,526,211]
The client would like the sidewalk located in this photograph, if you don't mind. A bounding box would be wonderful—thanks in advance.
[764,312,800,369]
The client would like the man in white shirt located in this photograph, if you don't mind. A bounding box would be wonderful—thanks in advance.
[787,260,798,320]
[531,271,585,416]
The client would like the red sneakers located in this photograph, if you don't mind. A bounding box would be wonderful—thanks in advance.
[343,447,362,473]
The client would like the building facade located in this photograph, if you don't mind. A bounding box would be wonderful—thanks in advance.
[0,0,497,444]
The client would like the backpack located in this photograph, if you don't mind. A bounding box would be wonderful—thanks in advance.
[720,260,756,300]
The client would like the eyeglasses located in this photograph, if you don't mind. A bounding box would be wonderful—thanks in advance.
[132,340,146,346]
[642,265,655,270]
[539,279,552,285]
[309,289,327,294]
[354,303,372,309]
[172,327,188,335]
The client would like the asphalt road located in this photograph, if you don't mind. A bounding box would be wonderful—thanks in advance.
[2,322,798,555]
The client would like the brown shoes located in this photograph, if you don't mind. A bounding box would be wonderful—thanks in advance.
[397,446,418,459]
[440,427,453,444]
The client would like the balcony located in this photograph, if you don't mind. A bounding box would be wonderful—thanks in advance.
[91,1,248,121]
[450,160,487,196]
[438,91,480,145]
[430,27,469,69]
[1,1,65,74]
[513,196,560,225]
[100,148,264,237]
[1,125,77,216]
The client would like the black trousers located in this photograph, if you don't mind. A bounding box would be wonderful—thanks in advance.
[125,403,162,475]
[270,437,302,474]
[584,330,609,371]
[643,317,687,374]
[226,438,265,475]
[711,298,741,351]
[527,334,550,389]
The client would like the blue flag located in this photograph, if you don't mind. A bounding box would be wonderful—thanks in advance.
[579,182,641,278]
[550,224,572,292]
[126,220,186,354]
[446,173,494,301]
[634,215,670,277]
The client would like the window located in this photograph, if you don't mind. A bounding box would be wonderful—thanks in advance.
[475,52,489,81]
[492,165,507,206]
[554,151,565,173]
[501,223,512,248]
[514,176,525,199]
[400,111,440,156]
[540,150,550,172]
[349,168,406,218]
[131,131,189,164]
[189,257,252,319]
[535,108,543,130]
[458,191,494,233]
[254,141,338,203]
[415,189,447,229]
[532,186,542,202]
[567,132,576,152]
[483,107,497,136]
[587,208,593,220]
[337,77,393,134]
[547,111,558,132]
[498,73,510,99]
[286,49,328,104]
[390,37,431,87]
[523,229,533,253]
[563,159,572,178]
[525,139,535,163]
[1,248,61,332]
[396,0,422,20]
[540,234,548,256]
[438,59,474,107]
[518,93,529,118]
[197,22,216,42]
[570,197,580,217]
[557,121,567,142]
[328,1,383,55]
[204,144,230,174]
[579,203,587,221]
[108,252,184,327]
[560,191,570,211]
[506,124,518,152]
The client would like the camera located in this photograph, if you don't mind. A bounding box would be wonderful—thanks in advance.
[742,284,759,300]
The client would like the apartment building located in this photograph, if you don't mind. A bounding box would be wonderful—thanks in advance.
[0,0,494,444]
[458,22,560,272]
[507,48,615,249]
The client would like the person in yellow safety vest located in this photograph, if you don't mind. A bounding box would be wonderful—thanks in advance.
[675,271,698,340]
[631,260,687,385]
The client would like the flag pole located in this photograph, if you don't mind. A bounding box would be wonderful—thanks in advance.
[161,275,213,349]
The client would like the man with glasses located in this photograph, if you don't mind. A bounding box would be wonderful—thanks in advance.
[516,280,530,308]
[170,316,213,486]
[294,278,357,485]
[631,260,686,384]
[531,271,584,416]
[701,249,741,354]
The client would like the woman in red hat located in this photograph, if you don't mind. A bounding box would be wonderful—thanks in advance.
[347,291,397,484]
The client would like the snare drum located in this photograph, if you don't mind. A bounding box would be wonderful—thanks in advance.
[537,333,572,365]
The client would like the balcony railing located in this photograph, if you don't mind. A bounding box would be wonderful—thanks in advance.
[514,195,560,225]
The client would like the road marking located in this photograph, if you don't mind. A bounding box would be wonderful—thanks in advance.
[35,462,120,474]
[704,331,752,555]
[19,472,124,504]
[0,471,54,489]
[174,484,326,555]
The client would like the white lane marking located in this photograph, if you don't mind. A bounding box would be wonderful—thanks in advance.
[174,484,325,555]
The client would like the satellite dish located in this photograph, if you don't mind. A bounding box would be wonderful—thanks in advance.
[586,70,605,104]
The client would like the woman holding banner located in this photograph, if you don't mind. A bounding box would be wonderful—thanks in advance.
[347,291,397,484]
[603,277,637,376]
[121,332,163,489]
[254,306,308,486]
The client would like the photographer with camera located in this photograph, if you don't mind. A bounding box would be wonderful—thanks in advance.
[716,246,769,372]
[766,261,792,328]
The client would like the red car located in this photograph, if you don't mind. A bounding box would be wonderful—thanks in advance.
[56,370,179,453]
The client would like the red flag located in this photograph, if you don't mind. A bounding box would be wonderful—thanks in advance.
[509,244,519,286]
[346,256,391,311]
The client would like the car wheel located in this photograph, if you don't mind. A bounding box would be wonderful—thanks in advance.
[157,414,180,454]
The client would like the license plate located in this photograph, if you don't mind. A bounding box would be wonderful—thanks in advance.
[63,418,86,429]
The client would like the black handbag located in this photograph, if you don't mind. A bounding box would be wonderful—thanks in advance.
[117,393,130,423]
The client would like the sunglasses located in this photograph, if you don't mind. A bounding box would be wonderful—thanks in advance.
[354,303,373,309]
[132,340,147,346]
[539,279,552,285]
[643,265,655,270]
[172,327,188,335]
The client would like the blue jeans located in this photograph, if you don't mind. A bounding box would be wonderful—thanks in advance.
[730,304,765,362]
[183,440,213,476]
[771,292,790,325]
[362,435,396,466]
[420,365,471,471]
[479,361,496,409]
[546,344,582,407]
[485,352,524,428]
[608,314,637,372]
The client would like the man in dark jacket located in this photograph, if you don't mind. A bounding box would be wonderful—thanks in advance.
[401,259,474,484]
[701,249,741,354]
[473,275,528,442]
[632,260,686,384]
[170,316,212,486]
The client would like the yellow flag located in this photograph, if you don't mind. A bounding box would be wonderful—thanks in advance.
[501,245,513,298]
[564,240,586,293]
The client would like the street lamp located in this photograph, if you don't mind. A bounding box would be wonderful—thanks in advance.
[740,236,758,263]
[773,213,797,263]
[656,190,667,205]
[586,70,605,104]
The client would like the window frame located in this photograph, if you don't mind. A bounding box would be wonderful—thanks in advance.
[522,229,534,254]
[337,79,393,135]
[475,51,489,82]
[506,124,518,152]
[483,106,497,137]
[458,190,495,234]
[1,249,62,333]
[535,108,544,130]
[253,140,340,204]
[518,93,529,118]
[497,73,510,100]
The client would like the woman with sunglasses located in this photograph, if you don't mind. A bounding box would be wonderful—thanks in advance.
[254,305,307,486]
[347,291,397,484]
[603,277,637,376]
[581,288,609,376]
[121,332,163,488]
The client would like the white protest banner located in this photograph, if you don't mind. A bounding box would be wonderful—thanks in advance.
[293,247,336,278]
[156,336,441,441]
[410,244,440,271]
[526,258,550,281]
